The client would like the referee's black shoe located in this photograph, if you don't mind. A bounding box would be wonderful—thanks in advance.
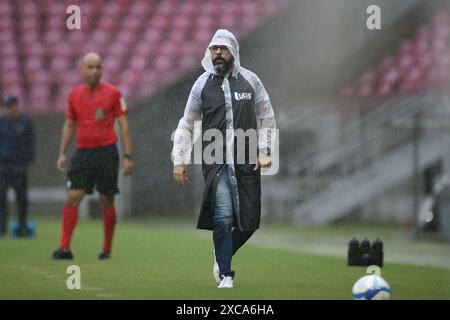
[52,248,74,260]
[98,251,111,260]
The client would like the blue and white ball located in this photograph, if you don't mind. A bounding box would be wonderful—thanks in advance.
[352,275,392,300]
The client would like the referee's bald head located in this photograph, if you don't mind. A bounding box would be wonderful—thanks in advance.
[81,52,102,88]
[82,52,102,65]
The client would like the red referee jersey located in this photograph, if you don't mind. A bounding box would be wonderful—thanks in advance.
[66,81,128,149]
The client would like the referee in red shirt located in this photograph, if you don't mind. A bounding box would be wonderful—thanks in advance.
[52,52,134,260]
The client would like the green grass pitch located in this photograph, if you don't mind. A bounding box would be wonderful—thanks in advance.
[0,218,449,300]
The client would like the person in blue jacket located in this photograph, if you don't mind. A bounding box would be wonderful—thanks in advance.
[0,95,36,236]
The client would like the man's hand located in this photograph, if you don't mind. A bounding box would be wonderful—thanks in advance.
[254,153,272,171]
[173,164,188,186]
[57,154,67,172]
[122,158,135,176]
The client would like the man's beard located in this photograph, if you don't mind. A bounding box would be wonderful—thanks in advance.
[213,56,234,75]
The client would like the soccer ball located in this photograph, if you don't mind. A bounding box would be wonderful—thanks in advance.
[352,275,392,300]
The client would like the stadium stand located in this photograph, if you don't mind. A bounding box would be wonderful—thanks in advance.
[0,0,289,113]
[264,4,450,232]
[340,10,450,100]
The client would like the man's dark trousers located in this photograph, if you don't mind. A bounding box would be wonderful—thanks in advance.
[0,165,28,234]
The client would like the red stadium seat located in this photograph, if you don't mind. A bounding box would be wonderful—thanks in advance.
[1,72,21,87]
[20,1,38,18]
[376,66,399,97]
[356,71,376,98]
[172,15,191,31]
[19,19,39,32]
[0,18,14,33]
[98,17,119,33]
[179,2,197,16]
[414,35,430,55]
[129,1,151,17]
[414,52,432,71]
[0,2,12,15]
[24,56,43,72]
[0,57,20,72]
[0,30,14,44]
[129,56,148,71]
[219,15,237,29]
[377,55,394,73]
[416,25,431,39]
[376,83,393,97]
[44,29,63,45]
[0,42,18,57]
[399,67,424,93]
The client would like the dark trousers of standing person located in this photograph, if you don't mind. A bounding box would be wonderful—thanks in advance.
[0,166,28,234]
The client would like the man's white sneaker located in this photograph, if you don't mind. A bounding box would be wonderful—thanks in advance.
[218,276,234,288]
[213,250,220,285]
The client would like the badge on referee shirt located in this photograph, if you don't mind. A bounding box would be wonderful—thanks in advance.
[95,108,105,120]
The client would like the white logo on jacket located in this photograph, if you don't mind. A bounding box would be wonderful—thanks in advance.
[234,92,252,101]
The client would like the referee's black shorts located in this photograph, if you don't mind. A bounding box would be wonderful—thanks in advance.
[67,143,119,196]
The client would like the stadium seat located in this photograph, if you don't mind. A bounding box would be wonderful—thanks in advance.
[0,2,12,15]
[356,71,376,98]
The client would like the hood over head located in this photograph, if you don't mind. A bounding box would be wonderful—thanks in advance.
[201,29,240,77]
